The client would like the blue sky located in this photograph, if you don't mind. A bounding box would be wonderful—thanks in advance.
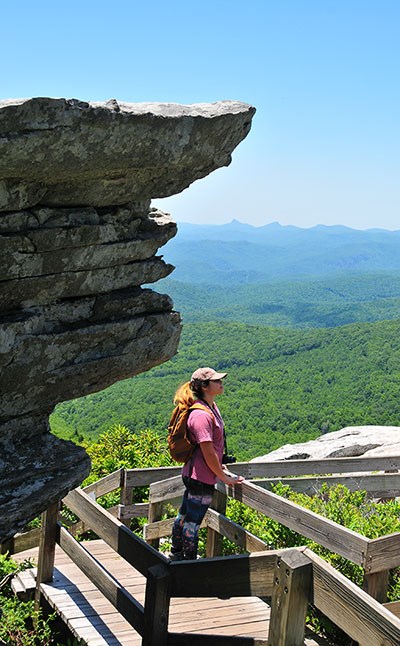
[2,1,399,229]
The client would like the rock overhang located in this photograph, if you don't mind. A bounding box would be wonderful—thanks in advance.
[0,97,256,209]
[0,96,255,541]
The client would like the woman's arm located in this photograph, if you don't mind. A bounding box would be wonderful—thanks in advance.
[199,441,244,485]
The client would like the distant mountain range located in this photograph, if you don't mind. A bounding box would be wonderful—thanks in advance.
[160,220,400,284]
[153,221,400,328]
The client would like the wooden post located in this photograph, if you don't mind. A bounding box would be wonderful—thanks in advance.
[269,550,312,646]
[143,563,171,646]
[120,469,134,528]
[147,501,163,549]
[363,569,390,603]
[206,487,227,558]
[34,501,60,611]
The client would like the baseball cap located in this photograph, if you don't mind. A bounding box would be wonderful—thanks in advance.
[191,367,227,381]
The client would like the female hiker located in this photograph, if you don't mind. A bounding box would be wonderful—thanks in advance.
[170,367,244,561]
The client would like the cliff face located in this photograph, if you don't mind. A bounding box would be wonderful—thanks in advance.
[0,98,255,541]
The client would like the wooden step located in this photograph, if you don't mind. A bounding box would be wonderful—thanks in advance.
[11,567,37,601]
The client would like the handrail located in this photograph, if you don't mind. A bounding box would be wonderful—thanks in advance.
[63,488,168,576]
[54,488,287,645]
[147,475,369,566]
[124,454,400,486]
[8,456,400,557]
[305,548,400,644]
[29,458,400,646]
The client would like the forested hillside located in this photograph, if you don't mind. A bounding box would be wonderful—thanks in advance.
[51,319,400,460]
[51,222,400,459]
[157,273,400,327]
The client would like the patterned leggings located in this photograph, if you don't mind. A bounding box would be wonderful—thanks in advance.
[171,476,215,560]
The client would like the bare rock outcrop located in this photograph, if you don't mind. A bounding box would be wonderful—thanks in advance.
[0,98,254,209]
[251,426,400,462]
[0,98,255,541]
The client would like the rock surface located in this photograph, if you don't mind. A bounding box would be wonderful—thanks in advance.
[251,426,400,462]
[0,97,255,541]
[0,98,255,209]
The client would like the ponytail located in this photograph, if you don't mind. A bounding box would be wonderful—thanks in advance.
[174,382,196,408]
[174,377,206,408]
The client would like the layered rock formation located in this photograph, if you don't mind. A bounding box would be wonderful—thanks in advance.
[0,97,255,542]
[251,426,400,462]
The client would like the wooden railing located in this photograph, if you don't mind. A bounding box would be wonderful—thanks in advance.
[5,456,400,644]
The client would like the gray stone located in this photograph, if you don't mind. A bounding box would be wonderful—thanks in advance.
[251,426,400,462]
[0,179,47,211]
[0,430,91,539]
[0,97,254,542]
[0,98,255,207]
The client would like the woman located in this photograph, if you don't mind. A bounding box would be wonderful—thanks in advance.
[170,367,244,561]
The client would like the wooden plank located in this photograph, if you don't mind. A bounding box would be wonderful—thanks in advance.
[125,456,400,491]
[168,633,268,645]
[120,471,134,528]
[142,510,266,550]
[149,475,184,503]
[62,519,86,538]
[244,456,400,479]
[269,550,312,645]
[305,548,400,645]
[6,527,41,554]
[36,501,60,587]
[118,503,150,520]
[58,526,145,636]
[254,473,400,497]
[363,570,390,603]
[147,500,164,549]
[143,518,175,541]
[227,481,368,566]
[365,532,400,572]
[169,549,295,598]
[126,466,182,487]
[106,503,150,520]
[13,539,328,645]
[143,564,171,646]
[63,488,168,576]
[384,601,400,619]
[169,598,266,622]
[83,469,124,498]
[205,509,269,553]
[206,488,227,558]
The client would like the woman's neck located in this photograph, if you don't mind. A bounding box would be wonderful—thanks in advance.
[201,394,215,408]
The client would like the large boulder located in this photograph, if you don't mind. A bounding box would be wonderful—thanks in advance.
[0,98,255,541]
[251,426,400,462]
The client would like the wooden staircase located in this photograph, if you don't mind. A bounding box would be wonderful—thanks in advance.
[11,567,37,602]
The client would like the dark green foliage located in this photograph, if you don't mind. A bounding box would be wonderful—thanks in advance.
[157,272,400,327]
[81,425,175,514]
[51,319,400,460]
[83,424,174,481]
[0,554,58,645]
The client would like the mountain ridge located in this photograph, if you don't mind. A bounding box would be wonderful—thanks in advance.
[160,220,400,284]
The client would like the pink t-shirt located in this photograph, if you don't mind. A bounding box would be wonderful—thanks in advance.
[182,401,225,485]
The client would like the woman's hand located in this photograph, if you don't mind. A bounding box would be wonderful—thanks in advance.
[221,470,245,485]
[199,442,245,485]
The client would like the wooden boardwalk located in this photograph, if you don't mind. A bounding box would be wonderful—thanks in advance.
[14,540,326,645]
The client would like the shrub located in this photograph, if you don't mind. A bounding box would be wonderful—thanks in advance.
[0,554,57,645]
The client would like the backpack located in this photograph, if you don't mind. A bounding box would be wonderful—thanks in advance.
[167,403,214,463]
